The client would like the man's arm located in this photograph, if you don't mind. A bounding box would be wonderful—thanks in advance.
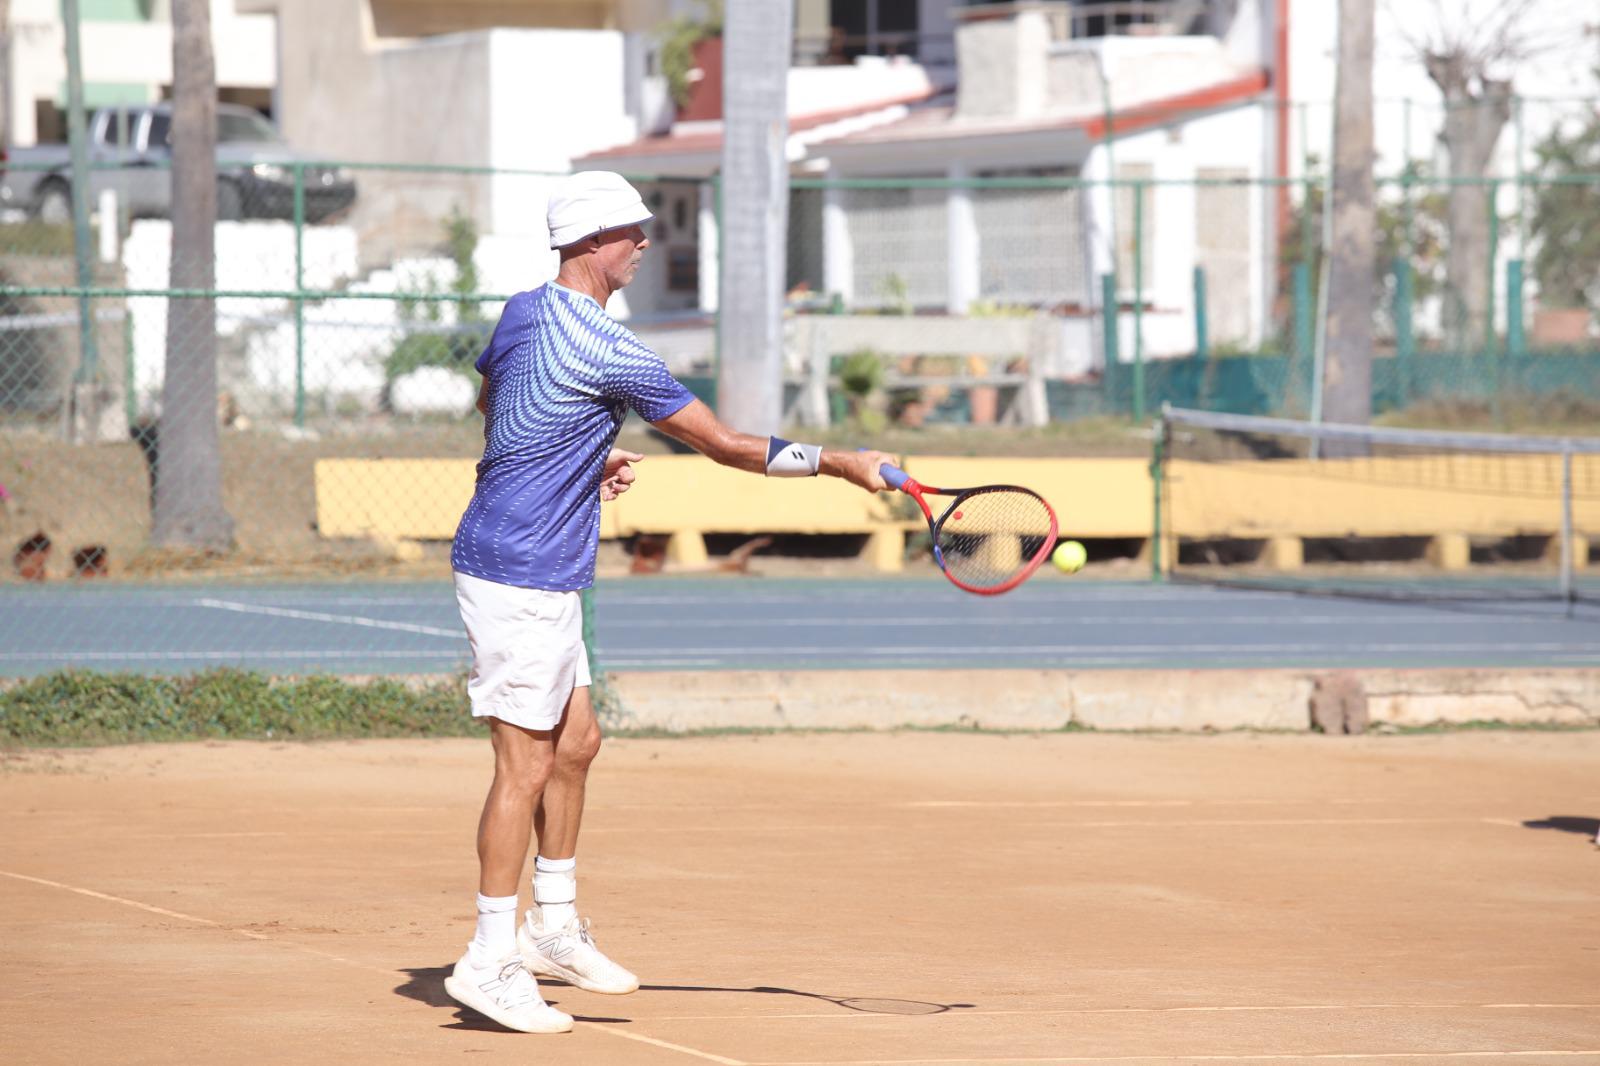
[650,399,891,493]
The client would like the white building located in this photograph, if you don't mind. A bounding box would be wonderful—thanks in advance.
[588,1,1283,371]
[4,0,276,144]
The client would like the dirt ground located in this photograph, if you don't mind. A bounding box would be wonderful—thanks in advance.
[2,730,1598,1065]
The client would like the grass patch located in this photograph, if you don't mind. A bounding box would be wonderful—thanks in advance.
[0,670,478,746]
[1377,719,1600,735]
[0,669,634,747]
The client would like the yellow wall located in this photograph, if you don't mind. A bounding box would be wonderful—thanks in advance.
[315,453,1597,544]
[1167,455,1600,537]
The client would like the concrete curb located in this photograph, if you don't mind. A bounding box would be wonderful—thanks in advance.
[605,668,1600,733]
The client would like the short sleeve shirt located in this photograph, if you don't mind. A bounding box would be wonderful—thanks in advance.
[451,283,695,590]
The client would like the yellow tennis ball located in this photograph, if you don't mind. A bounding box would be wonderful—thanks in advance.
[1052,540,1087,574]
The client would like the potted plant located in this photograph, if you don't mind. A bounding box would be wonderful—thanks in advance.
[660,1,724,122]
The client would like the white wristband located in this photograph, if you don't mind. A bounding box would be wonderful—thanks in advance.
[765,436,821,477]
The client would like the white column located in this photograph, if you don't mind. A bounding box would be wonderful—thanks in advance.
[1153,142,1197,355]
[697,180,719,313]
[946,163,980,314]
[1082,145,1115,299]
[821,181,853,307]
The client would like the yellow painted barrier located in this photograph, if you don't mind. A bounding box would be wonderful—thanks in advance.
[903,457,1150,536]
[313,454,1594,572]
[313,459,621,541]
[607,455,903,533]
[1166,455,1600,537]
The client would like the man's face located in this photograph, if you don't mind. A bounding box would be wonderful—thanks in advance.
[594,224,650,289]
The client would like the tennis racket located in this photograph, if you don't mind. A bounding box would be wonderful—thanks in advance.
[880,463,1059,595]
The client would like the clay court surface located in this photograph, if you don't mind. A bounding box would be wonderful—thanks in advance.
[3,730,1598,1065]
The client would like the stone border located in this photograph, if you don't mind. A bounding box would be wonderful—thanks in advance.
[605,668,1600,733]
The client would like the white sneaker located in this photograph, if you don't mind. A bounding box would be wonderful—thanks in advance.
[442,950,574,1033]
[519,913,640,995]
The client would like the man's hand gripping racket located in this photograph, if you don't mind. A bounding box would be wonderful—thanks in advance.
[880,462,1059,595]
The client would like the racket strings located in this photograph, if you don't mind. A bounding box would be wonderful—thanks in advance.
[936,489,1056,590]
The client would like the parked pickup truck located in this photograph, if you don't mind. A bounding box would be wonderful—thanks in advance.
[0,103,357,223]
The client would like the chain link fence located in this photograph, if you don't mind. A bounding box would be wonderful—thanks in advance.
[1,149,1597,659]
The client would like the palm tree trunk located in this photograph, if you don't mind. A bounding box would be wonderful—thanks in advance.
[153,0,233,550]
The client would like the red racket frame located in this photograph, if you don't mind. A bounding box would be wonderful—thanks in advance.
[889,472,1060,596]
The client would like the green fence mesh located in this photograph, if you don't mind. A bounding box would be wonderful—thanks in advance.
[1,154,1597,672]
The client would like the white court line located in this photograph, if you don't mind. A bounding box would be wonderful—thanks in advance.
[578,641,1600,657]
[0,869,222,926]
[92,817,1529,840]
[757,1053,1600,1064]
[0,868,747,1064]
[195,598,464,639]
[0,868,393,977]
[602,615,1550,629]
[0,649,461,661]
[606,658,725,668]
[4,873,1588,1065]
[591,1027,746,1065]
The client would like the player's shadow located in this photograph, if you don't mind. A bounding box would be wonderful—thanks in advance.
[1522,815,1600,838]
[394,965,631,1032]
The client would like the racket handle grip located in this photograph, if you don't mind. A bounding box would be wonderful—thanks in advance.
[878,463,911,491]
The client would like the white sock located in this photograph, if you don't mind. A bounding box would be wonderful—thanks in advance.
[534,855,577,932]
[467,892,519,969]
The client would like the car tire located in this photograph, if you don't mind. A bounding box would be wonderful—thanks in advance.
[36,181,72,224]
[217,180,243,221]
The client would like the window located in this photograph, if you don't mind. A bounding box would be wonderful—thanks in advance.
[96,109,140,149]
[144,112,171,151]
[667,248,699,293]
[217,111,279,144]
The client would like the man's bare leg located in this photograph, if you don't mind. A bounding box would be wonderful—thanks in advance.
[519,685,638,994]
[533,684,602,862]
[477,718,556,896]
[446,718,573,1033]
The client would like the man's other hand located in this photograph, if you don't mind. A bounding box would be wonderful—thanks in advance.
[601,449,644,501]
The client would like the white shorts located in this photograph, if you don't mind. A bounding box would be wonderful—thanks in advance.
[454,571,592,732]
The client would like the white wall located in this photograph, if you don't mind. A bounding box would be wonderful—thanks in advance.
[789,57,941,116]
[7,0,276,144]
[1084,104,1272,362]
[486,29,639,243]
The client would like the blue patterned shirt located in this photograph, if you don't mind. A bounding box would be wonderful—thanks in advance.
[451,283,694,590]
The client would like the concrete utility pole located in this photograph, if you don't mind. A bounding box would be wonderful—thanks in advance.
[1320,0,1375,441]
[717,0,792,432]
[61,0,99,442]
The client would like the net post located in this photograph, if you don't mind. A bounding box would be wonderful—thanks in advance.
[1394,257,1413,407]
[1100,272,1119,406]
[581,586,601,684]
[1506,258,1525,368]
[1292,261,1312,411]
[1192,265,1209,363]
[1132,181,1146,423]
[1149,412,1168,582]
[293,162,306,429]
[1560,447,1574,612]
[1486,178,1501,426]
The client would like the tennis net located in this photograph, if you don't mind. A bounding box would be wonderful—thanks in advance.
[1155,407,1600,604]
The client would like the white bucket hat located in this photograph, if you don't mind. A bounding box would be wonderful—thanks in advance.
[547,171,654,249]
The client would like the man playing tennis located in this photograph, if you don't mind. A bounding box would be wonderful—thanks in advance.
[445,171,892,1033]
